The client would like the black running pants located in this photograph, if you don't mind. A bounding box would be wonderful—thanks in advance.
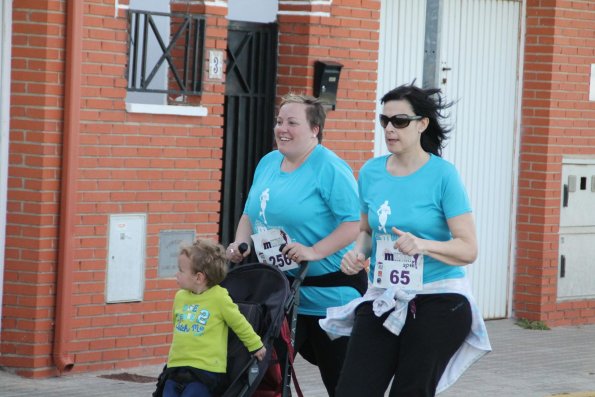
[335,293,472,397]
[294,314,348,397]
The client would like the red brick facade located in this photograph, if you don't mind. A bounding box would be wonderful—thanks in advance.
[515,0,595,326]
[276,1,378,172]
[1,0,594,377]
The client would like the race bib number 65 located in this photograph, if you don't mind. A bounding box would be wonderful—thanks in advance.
[373,239,423,291]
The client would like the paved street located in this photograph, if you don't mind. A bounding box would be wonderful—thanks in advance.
[1,319,595,396]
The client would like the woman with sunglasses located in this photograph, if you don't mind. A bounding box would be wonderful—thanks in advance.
[321,82,491,396]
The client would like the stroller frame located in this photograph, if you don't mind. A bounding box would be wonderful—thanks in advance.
[152,258,308,397]
[221,260,308,397]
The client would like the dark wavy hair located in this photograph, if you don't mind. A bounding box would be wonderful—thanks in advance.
[380,82,453,157]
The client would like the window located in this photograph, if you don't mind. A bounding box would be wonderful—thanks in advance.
[125,0,206,112]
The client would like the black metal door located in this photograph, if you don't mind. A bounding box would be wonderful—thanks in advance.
[220,21,278,246]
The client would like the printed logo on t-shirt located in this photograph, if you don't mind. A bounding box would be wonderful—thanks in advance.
[259,188,270,225]
[377,200,391,234]
[175,304,211,336]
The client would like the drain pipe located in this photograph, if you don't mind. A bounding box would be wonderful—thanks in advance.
[53,0,83,374]
[0,0,14,335]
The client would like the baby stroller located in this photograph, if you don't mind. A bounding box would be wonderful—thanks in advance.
[220,259,308,397]
[153,255,308,397]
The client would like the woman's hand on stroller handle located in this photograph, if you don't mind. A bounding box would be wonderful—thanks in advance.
[279,242,315,264]
[226,241,250,263]
[279,243,309,288]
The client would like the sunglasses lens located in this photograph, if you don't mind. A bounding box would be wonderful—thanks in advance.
[391,118,410,129]
[379,115,389,128]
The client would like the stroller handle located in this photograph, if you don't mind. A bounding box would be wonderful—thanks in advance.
[279,244,309,313]
[278,243,308,284]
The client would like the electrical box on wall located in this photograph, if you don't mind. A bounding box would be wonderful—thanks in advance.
[158,230,196,277]
[558,159,595,300]
[106,214,146,303]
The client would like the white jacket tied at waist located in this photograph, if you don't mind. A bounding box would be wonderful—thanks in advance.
[319,277,492,394]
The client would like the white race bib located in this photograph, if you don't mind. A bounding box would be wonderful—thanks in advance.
[373,239,423,292]
[251,228,300,271]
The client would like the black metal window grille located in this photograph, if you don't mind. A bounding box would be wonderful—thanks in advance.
[127,9,206,95]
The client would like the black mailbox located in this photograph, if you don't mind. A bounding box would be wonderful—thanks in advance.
[313,60,343,110]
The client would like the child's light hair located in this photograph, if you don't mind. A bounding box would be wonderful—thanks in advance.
[179,239,228,287]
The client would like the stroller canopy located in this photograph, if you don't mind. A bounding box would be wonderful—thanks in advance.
[221,263,290,339]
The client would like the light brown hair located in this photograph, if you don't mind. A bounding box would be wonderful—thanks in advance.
[279,93,327,143]
[179,239,228,287]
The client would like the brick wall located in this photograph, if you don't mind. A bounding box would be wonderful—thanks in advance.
[3,0,66,377]
[2,0,380,378]
[1,0,230,376]
[516,0,595,326]
[276,0,378,173]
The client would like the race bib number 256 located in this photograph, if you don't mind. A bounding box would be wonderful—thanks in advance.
[251,228,299,271]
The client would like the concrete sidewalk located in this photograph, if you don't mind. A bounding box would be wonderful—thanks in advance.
[1,318,594,396]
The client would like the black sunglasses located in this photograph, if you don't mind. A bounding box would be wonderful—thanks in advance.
[379,114,423,129]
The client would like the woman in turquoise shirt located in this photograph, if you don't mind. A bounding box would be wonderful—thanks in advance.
[324,83,491,397]
[226,94,364,396]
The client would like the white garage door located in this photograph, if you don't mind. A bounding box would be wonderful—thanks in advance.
[376,0,522,319]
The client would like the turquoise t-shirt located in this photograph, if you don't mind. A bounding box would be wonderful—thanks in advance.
[244,145,360,316]
[359,154,471,284]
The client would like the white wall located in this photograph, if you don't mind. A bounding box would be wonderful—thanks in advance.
[228,0,277,23]
[376,0,522,319]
